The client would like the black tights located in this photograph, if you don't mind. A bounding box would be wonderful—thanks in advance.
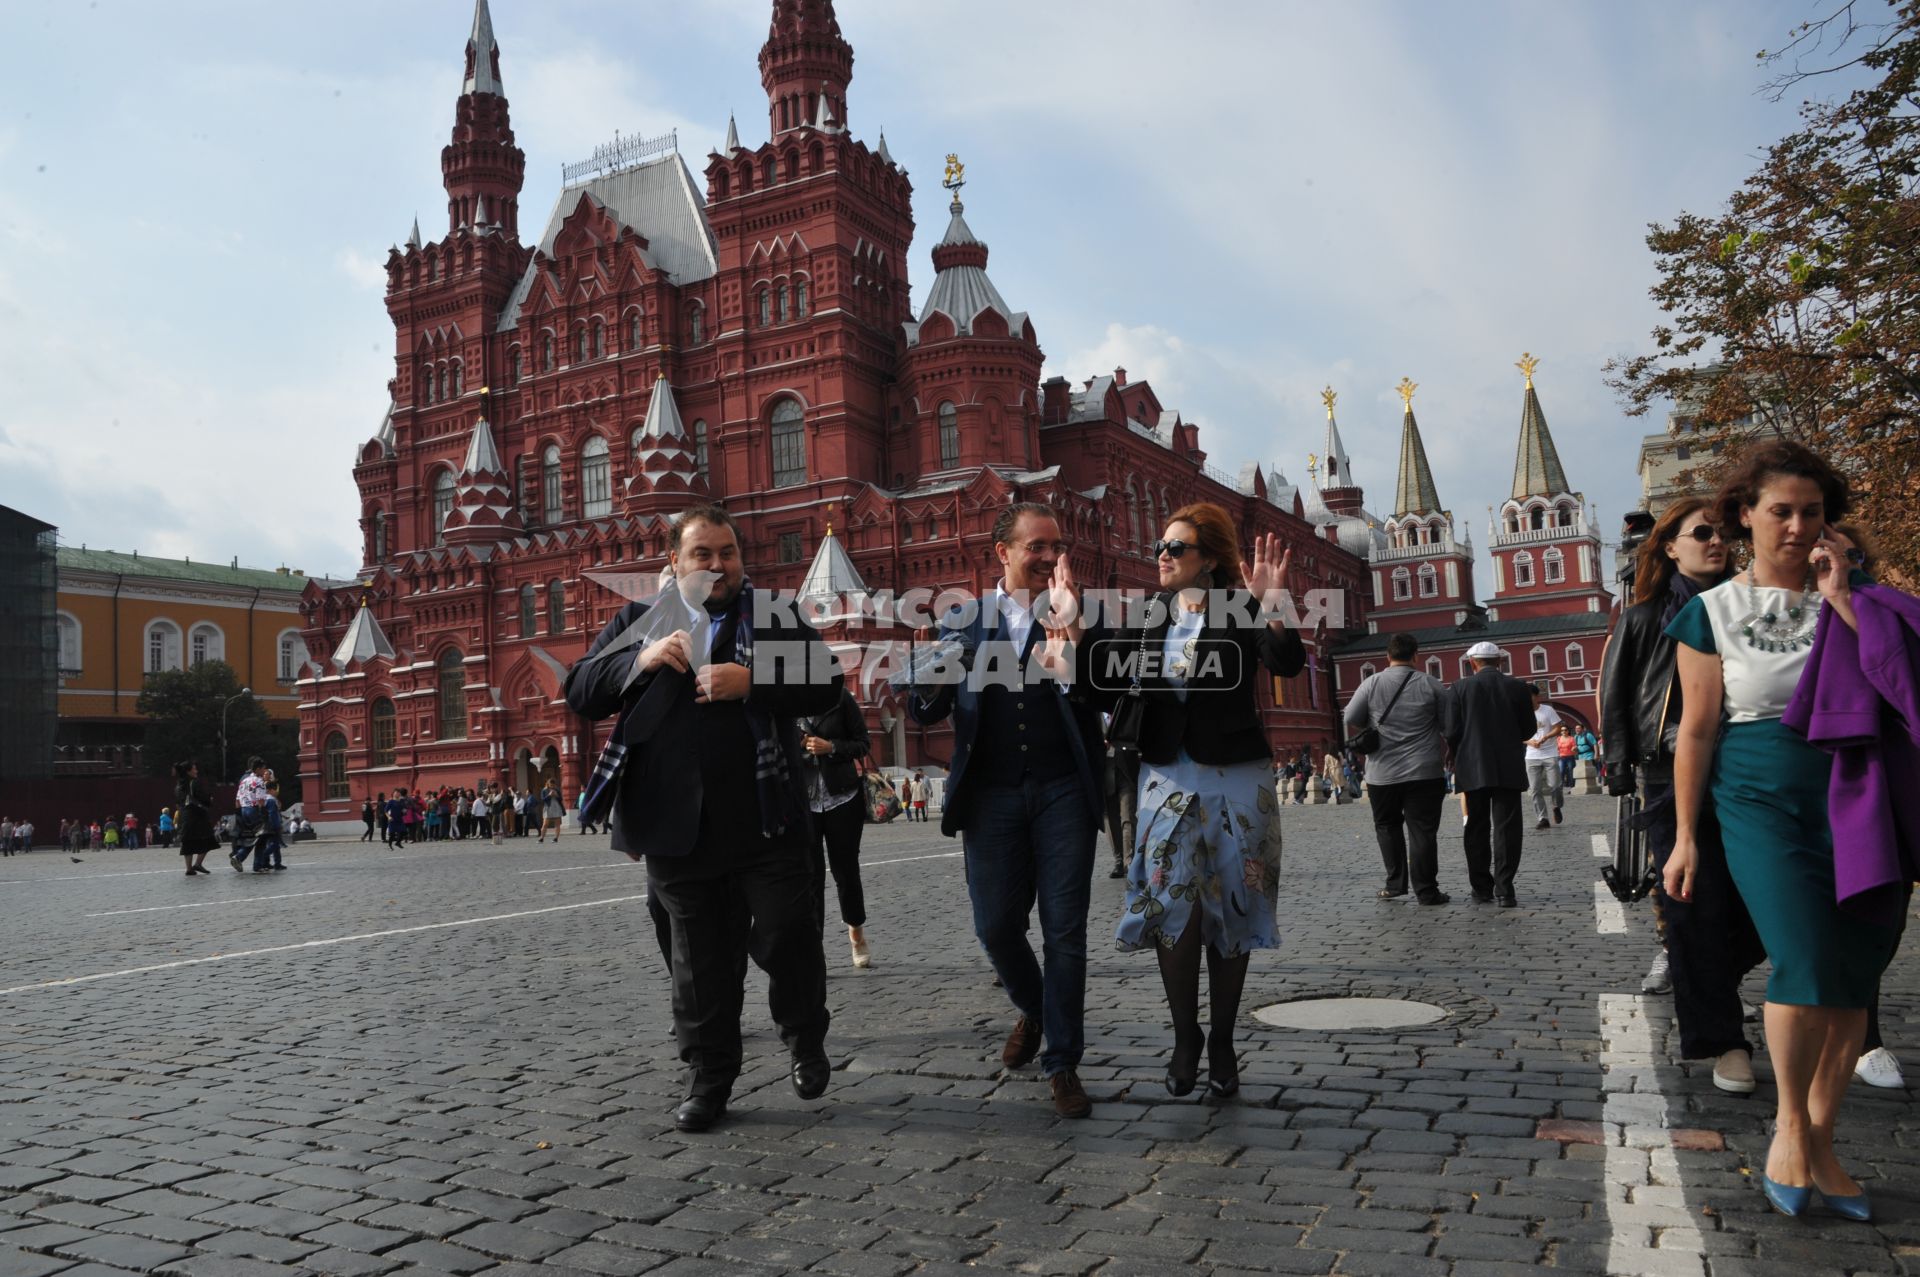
[1154,922,1250,1080]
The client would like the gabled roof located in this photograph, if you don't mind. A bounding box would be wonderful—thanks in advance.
[1393,406,1443,517]
[331,603,398,670]
[1512,383,1571,500]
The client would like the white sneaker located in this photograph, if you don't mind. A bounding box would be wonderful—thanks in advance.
[1744,1002,1761,1022]
[1855,1046,1905,1089]
[1641,950,1672,995]
[1712,1049,1757,1095]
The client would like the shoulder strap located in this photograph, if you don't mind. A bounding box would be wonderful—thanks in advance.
[1375,666,1418,725]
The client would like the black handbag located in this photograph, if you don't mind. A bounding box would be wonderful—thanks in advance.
[1346,667,1416,756]
[1105,626,1153,759]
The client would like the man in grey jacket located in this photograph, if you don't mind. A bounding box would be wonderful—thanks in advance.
[1344,634,1456,905]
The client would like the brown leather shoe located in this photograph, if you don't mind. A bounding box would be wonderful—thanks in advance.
[1001,1015,1042,1070]
[1049,1070,1092,1119]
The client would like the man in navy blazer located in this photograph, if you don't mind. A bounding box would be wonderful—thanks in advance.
[909,503,1107,1118]
[1443,641,1537,907]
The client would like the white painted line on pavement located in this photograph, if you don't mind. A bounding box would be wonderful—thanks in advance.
[1591,832,1610,859]
[1599,993,1706,1272]
[6,868,188,884]
[0,892,650,996]
[85,890,335,918]
[1593,881,1629,934]
[518,861,642,875]
[862,852,964,868]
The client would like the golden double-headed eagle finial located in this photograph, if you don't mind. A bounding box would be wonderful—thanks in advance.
[1517,352,1539,388]
[1397,377,1417,409]
[1320,386,1337,417]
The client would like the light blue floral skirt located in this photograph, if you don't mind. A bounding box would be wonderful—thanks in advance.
[1115,752,1282,957]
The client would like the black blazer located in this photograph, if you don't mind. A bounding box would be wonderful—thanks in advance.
[799,686,870,800]
[564,593,842,858]
[1442,666,1535,792]
[1102,594,1308,766]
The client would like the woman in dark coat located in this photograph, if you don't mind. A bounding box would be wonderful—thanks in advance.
[799,685,874,967]
[173,760,218,875]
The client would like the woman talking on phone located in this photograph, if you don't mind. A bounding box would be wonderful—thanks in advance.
[1664,442,1902,1220]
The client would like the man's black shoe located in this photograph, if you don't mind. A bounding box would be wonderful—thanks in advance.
[791,1048,831,1100]
[1553,806,1563,825]
[1535,819,1550,831]
[1108,865,1125,879]
[675,1094,727,1132]
[1417,893,1451,906]
[1498,895,1518,909]
[1471,893,1494,904]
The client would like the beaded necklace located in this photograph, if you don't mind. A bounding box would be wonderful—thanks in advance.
[1735,564,1818,653]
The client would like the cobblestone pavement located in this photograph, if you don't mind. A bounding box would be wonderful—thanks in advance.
[2,795,1916,1277]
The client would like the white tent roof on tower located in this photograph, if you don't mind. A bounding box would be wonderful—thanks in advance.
[332,602,397,671]
[463,0,503,96]
[630,375,706,495]
[441,416,524,542]
[798,525,868,618]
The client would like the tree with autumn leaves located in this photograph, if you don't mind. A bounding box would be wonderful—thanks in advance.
[1608,1,1920,581]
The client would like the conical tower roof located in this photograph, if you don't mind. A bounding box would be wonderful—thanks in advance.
[798,521,868,607]
[441,416,524,543]
[1393,404,1443,517]
[332,601,397,671]
[627,375,707,498]
[909,195,1028,346]
[463,0,503,96]
[1510,355,1571,499]
[1319,389,1355,492]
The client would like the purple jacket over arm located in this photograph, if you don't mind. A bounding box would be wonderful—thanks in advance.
[1783,583,1920,921]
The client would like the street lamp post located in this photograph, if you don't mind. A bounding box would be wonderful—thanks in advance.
[221,687,251,784]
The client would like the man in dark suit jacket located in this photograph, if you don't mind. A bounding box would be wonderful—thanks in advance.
[1443,641,1537,907]
[564,506,841,1132]
[908,503,1107,1118]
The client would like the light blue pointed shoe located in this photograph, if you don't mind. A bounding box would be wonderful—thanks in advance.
[1818,1188,1872,1222]
[1761,1174,1814,1217]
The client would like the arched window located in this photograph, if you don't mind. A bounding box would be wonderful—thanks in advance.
[324,732,350,800]
[451,359,463,396]
[277,629,303,682]
[591,318,605,359]
[1543,547,1565,584]
[775,284,789,324]
[794,277,809,317]
[758,289,771,326]
[1125,483,1141,549]
[507,346,521,384]
[1565,642,1585,671]
[1530,645,1550,674]
[575,326,589,364]
[580,436,612,517]
[436,649,467,740]
[688,305,704,345]
[188,623,223,668]
[541,331,555,372]
[1391,567,1412,601]
[770,399,806,487]
[1512,551,1534,587]
[542,444,563,523]
[519,583,538,637]
[763,155,777,186]
[628,309,642,350]
[1529,505,1546,531]
[1417,563,1438,598]
[432,468,456,544]
[372,509,388,561]
[142,618,180,672]
[938,401,959,468]
[420,364,434,405]
[56,612,81,674]
[1426,656,1443,680]
[1360,663,1377,681]
[693,419,709,479]
[438,364,449,402]
[715,169,731,199]
[547,579,565,633]
[370,698,396,767]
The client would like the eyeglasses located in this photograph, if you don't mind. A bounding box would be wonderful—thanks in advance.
[1678,525,1724,544]
[1019,541,1070,556]
[1152,539,1191,559]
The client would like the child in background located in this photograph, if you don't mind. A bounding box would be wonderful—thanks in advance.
[255,782,286,872]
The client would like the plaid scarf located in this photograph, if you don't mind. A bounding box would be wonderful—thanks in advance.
[580,583,795,840]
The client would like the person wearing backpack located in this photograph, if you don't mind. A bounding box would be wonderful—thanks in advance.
[1345,635,1456,904]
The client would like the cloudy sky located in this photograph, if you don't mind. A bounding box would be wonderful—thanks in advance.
[0,0,1874,582]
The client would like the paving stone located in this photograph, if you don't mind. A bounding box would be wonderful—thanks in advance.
[53,1234,191,1271]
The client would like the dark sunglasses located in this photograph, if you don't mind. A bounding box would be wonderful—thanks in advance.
[1152,539,1191,559]
[1676,525,1724,544]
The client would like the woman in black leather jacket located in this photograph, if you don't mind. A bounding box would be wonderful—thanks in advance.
[799,685,873,967]
[1599,496,1759,1092]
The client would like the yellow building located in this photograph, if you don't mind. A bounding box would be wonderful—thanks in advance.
[55,548,309,761]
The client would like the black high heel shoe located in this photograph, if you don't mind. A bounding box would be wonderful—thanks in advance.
[1206,1029,1240,1098]
[1165,1025,1202,1096]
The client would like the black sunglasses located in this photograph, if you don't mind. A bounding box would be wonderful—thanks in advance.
[1152,539,1191,559]
[1676,525,1724,544]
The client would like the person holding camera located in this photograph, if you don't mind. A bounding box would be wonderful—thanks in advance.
[1442,643,1536,906]
[1344,634,1455,905]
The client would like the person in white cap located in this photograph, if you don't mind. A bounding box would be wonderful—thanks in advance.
[1443,642,1535,906]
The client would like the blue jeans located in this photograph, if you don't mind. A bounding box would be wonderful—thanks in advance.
[962,772,1097,1076]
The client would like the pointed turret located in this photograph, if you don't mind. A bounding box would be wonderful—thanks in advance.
[725,113,741,154]
[875,129,893,165]
[1316,385,1365,519]
[406,216,421,251]
[625,375,708,503]
[442,0,524,237]
[332,601,398,671]
[815,87,839,132]
[1510,354,1571,499]
[798,519,869,607]
[906,193,1028,345]
[440,415,524,544]
[761,0,852,139]
[1391,378,1443,517]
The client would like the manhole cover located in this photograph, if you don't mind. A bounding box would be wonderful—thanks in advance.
[1252,997,1447,1030]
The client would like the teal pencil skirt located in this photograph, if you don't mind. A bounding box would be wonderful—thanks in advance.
[1714,719,1899,1007]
